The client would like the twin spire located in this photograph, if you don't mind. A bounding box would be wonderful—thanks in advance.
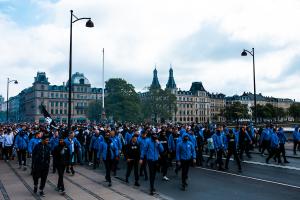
[150,64,176,90]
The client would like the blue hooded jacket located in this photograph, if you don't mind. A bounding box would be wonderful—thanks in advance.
[28,137,41,154]
[97,139,118,160]
[64,137,81,155]
[176,135,196,161]
[15,133,29,150]
[270,132,279,149]
[260,128,272,142]
[277,128,286,144]
[49,136,59,152]
[140,138,164,161]
[293,127,300,141]
[212,131,224,150]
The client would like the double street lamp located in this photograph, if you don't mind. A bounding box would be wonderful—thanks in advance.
[241,48,257,124]
[7,78,18,123]
[68,10,94,132]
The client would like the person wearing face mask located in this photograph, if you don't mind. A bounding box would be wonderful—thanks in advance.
[14,125,29,170]
[140,133,164,195]
[176,134,196,191]
[97,131,119,187]
[53,135,70,194]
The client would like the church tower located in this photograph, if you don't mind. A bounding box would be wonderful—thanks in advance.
[150,67,161,89]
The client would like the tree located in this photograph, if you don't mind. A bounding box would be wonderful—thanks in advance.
[141,88,177,123]
[105,78,141,122]
[86,100,102,122]
[289,103,300,122]
[222,102,249,122]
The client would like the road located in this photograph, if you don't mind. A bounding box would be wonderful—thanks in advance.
[0,151,299,200]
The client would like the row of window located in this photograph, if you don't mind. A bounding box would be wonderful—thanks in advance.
[50,109,86,115]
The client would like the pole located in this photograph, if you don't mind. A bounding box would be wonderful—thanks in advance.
[252,48,257,124]
[6,78,9,123]
[102,48,105,110]
[68,10,73,133]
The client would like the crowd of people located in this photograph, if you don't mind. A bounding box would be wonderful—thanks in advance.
[0,122,299,196]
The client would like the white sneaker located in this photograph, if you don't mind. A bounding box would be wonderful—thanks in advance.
[89,162,93,166]
[162,176,169,181]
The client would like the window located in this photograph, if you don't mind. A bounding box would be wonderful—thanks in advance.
[55,109,58,114]
[41,92,44,97]
[64,110,67,114]
[60,102,63,106]
[51,102,54,106]
[55,102,58,106]
[60,94,63,98]
[55,93,58,98]
[51,93,54,98]
[51,109,54,114]
[60,110,63,114]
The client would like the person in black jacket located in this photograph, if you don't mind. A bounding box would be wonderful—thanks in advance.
[125,134,140,186]
[32,134,51,197]
[159,130,169,181]
[53,137,70,194]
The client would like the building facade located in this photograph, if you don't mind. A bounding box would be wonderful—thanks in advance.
[142,67,225,124]
[17,72,104,123]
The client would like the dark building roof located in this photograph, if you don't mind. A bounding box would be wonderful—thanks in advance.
[34,72,49,84]
[166,67,176,89]
[150,68,161,89]
[190,82,206,94]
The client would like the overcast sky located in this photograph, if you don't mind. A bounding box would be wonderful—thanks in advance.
[0,0,300,101]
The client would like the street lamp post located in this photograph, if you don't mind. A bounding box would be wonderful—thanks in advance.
[241,48,257,124]
[6,78,18,123]
[68,10,94,133]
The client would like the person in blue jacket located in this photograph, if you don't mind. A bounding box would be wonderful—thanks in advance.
[28,130,42,175]
[176,133,196,191]
[15,126,29,170]
[64,131,81,175]
[140,133,164,195]
[293,126,300,155]
[212,126,225,170]
[277,127,289,163]
[89,129,103,169]
[110,129,122,176]
[138,130,149,180]
[260,124,272,156]
[266,128,281,164]
[97,131,119,187]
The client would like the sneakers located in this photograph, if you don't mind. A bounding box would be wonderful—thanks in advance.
[23,166,27,171]
[108,182,112,187]
[39,191,45,197]
[162,176,169,181]
[284,160,290,163]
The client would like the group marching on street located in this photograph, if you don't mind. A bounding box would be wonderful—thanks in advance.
[0,122,299,197]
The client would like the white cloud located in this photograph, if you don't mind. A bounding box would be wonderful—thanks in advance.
[0,0,300,101]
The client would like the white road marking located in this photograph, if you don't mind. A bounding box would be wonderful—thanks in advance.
[196,167,300,190]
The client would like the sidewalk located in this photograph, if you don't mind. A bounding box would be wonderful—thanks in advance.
[0,160,162,200]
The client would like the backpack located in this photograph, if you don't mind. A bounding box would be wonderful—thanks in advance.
[207,138,214,150]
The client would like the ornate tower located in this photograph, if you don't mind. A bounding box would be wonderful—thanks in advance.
[150,67,161,89]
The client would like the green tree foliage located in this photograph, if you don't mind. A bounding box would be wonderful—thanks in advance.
[222,102,249,122]
[289,103,300,121]
[105,78,141,122]
[86,100,102,122]
[141,88,177,123]
[252,103,288,122]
